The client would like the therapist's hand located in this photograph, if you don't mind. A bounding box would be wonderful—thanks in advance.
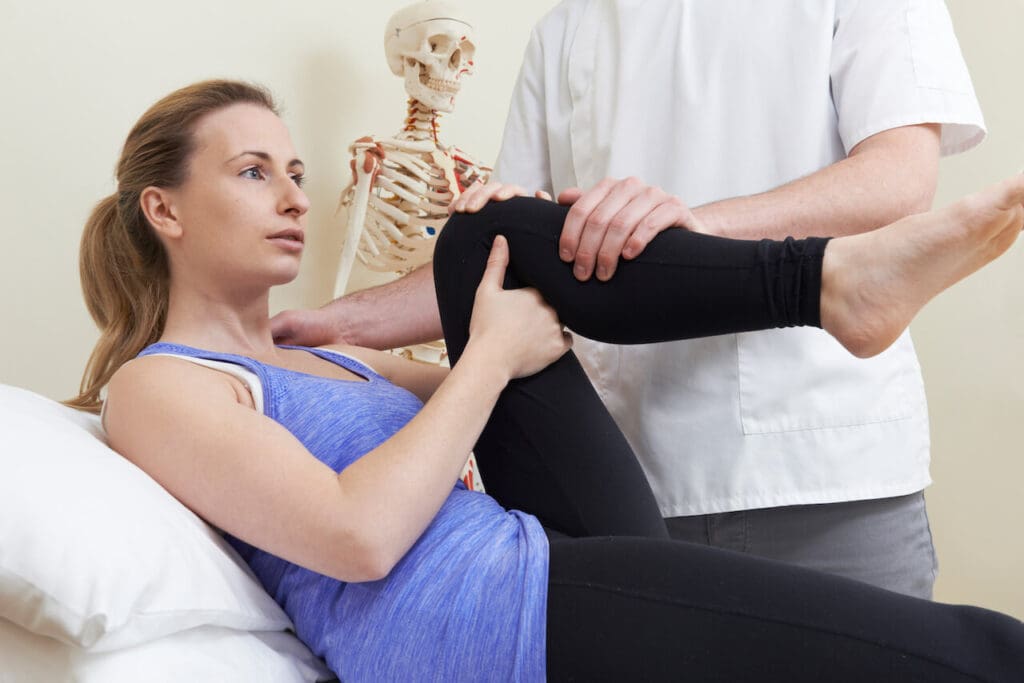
[448,180,553,214]
[557,177,706,281]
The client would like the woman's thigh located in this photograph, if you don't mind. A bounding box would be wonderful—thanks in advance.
[545,536,1023,682]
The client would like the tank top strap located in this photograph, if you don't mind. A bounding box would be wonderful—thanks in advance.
[282,345,388,383]
[138,341,277,411]
[138,341,270,377]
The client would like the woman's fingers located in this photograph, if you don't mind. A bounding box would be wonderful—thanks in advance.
[477,235,510,292]
[468,234,570,379]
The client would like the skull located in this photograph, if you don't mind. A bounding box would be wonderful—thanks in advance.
[384,1,476,113]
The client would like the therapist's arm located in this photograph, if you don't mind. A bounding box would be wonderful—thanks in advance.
[271,265,441,349]
[561,123,941,281]
[694,124,942,240]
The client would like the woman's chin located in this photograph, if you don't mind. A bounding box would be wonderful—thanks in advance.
[265,262,302,287]
[270,271,301,287]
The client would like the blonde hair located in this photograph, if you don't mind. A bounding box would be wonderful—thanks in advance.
[65,79,278,413]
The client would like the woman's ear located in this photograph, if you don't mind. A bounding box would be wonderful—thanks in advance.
[140,186,183,239]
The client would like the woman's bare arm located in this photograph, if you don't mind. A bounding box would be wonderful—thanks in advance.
[104,237,568,584]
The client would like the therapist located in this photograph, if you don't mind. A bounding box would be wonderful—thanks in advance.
[272,0,985,599]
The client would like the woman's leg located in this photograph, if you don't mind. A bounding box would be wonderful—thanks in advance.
[545,536,1024,682]
[433,198,827,537]
[433,179,1024,536]
[436,197,828,346]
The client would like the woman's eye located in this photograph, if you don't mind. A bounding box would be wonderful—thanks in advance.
[241,167,264,180]
[291,175,306,188]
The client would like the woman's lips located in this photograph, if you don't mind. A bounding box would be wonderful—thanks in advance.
[268,236,304,252]
[266,229,301,250]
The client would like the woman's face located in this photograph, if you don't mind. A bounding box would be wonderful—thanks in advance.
[168,103,310,291]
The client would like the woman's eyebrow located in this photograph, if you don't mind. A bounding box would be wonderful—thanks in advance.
[227,150,305,169]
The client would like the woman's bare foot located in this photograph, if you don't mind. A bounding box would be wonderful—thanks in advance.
[821,174,1024,358]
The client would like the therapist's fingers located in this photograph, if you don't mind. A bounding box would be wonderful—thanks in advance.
[593,188,676,280]
[558,179,618,263]
[565,177,649,280]
[449,179,486,214]
[622,198,706,259]
[557,187,585,205]
[450,182,528,214]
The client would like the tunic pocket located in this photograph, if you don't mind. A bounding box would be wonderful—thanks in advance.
[736,328,923,435]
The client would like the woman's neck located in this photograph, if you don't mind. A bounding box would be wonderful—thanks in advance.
[159,282,279,358]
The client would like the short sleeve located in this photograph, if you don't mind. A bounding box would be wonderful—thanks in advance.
[831,0,985,156]
[493,28,555,194]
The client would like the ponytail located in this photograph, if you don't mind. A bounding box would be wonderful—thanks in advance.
[65,194,169,413]
[64,80,277,413]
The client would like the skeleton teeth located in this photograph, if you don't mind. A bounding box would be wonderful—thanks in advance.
[425,77,460,94]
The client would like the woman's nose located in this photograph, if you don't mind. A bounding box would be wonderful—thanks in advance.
[279,177,310,216]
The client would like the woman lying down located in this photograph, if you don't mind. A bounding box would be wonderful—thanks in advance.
[66,80,1024,682]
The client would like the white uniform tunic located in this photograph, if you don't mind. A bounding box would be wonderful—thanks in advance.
[493,0,985,516]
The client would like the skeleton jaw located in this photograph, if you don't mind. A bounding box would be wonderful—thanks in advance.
[403,58,463,112]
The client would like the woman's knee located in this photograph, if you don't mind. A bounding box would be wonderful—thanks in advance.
[436,197,567,263]
[434,208,495,272]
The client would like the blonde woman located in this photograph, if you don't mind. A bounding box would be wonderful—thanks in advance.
[69,79,1024,682]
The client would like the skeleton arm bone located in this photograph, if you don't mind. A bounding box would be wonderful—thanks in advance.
[334,148,380,297]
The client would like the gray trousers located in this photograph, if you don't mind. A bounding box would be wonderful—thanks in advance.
[665,491,938,599]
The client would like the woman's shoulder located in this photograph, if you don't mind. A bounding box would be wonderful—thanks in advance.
[107,355,255,423]
[112,353,221,386]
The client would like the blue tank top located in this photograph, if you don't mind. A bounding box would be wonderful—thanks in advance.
[139,342,548,682]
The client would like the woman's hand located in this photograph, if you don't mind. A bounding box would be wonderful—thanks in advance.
[468,235,572,381]
[449,181,553,214]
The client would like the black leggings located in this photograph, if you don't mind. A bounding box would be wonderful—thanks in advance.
[433,198,1024,682]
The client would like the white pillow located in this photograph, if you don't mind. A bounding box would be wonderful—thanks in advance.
[0,384,314,655]
[0,617,334,682]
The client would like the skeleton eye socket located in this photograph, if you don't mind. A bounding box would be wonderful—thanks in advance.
[428,35,454,54]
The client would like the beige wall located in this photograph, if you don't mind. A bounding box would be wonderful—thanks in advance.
[1,1,1020,617]
[919,0,1024,619]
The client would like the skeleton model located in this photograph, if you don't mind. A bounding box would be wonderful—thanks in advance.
[335,1,490,491]
[334,1,490,366]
